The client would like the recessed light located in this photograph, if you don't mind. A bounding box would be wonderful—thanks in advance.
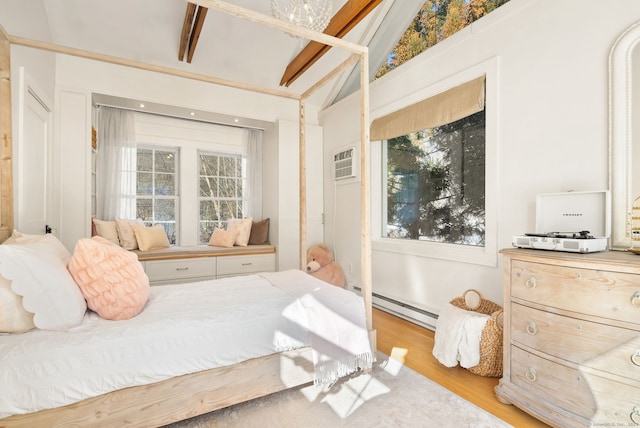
[139,103,145,108]
[234,118,239,123]
[190,112,195,116]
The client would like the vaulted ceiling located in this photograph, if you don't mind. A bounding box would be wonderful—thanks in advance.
[1,0,424,110]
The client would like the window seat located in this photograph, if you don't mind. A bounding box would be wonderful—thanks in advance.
[132,244,276,261]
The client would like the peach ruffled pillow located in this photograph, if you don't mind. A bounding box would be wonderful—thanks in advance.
[69,236,150,320]
[208,228,237,248]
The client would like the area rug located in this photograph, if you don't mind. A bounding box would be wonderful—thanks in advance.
[165,352,512,428]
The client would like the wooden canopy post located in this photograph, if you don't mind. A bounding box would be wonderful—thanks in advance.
[299,99,307,269]
[0,26,13,243]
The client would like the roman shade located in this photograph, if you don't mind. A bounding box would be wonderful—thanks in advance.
[370,75,485,141]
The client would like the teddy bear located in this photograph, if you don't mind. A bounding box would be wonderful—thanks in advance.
[306,243,346,288]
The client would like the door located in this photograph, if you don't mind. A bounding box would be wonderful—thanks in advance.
[17,67,52,235]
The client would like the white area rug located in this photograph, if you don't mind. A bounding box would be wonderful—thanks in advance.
[165,353,513,428]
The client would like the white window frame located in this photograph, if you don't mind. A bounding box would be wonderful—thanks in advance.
[134,112,247,246]
[371,58,498,267]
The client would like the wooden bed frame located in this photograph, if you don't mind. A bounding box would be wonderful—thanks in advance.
[0,1,374,426]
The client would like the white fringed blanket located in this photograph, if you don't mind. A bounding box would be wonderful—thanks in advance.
[0,270,372,418]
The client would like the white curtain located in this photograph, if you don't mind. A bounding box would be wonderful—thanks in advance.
[244,128,263,219]
[95,107,137,220]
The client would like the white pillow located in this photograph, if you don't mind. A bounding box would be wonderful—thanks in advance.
[227,217,253,247]
[0,234,86,331]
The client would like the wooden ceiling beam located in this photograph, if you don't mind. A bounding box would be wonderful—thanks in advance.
[178,2,208,64]
[279,0,382,87]
[178,3,197,61]
[187,5,208,63]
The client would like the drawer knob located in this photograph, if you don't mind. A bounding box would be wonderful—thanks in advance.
[631,407,640,424]
[526,322,538,335]
[632,291,640,307]
[632,349,640,367]
[525,368,537,382]
[525,276,537,289]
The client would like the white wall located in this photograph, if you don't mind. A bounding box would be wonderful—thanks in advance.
[320,0,640,327]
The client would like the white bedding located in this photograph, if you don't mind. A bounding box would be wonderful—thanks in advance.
[0,269,371,419]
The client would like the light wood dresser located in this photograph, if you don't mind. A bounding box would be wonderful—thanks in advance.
[496,248,640,428]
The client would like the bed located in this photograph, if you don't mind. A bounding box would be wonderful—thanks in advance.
[0,1,374,427]
[0,269,372,427]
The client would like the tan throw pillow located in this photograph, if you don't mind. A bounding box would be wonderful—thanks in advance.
[115,218,145,250]
[0,274,35,333]
[134,224,170,251]
[93,219,120,246]
[227,217,253,246]
[208,228,238,248]
[248,218,270,245]
[68,236,150,321]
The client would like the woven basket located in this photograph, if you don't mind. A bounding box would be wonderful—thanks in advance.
[449,289,504,378]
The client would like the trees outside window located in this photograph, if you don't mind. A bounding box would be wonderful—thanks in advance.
[376,0,510,79]
[384,110,485,246]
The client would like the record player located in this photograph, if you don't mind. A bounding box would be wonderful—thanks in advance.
[512,190,610,253]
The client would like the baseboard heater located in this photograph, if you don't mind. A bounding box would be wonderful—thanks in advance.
[354,286,438,331]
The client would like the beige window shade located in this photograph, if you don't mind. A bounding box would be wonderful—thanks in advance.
[370,75,485,141]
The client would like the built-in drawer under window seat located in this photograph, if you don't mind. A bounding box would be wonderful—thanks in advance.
[131,245,276,286]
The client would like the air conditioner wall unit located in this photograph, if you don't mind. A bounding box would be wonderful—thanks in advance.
[333,147,357,181]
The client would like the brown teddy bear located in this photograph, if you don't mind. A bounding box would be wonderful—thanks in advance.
[306,243,346,288]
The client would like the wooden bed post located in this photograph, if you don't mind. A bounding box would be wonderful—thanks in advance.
[0,25,13,244]
[299,99,307,270]
[359,49,375,348]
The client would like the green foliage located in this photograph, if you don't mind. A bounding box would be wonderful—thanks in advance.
[376,0,510,79]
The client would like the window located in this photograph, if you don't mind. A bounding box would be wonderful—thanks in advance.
[384,110,485,245]
[198,152,246,244]
[135,146,179,244]
[376,0,510,79]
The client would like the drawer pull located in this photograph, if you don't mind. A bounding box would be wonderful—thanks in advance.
[525,276,537,289]
[176,267,189,271]
[526,322,538,335]
[241,262,253,266]
[525,368,537,382]
[632,349,640,367]
[632,291,640,307]
[631,407,640,424]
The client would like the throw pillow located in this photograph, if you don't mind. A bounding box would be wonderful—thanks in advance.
[208,228,238,248]
[134,224,171,251]
[93,219,120,246]
[227,217,253,246]
[68,236,150,321]
[115,218,145,250]
[248,218,270,245]
[0,274,35,333]
[0,234,87,331]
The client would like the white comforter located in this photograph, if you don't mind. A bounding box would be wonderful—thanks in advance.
[0,269,371,419]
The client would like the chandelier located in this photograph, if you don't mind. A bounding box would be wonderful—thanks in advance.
[270,0,334,33]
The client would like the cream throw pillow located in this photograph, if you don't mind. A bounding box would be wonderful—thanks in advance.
[208,228,238,248]
[92,219,120,246]
[134,224,171,251]
[0,274,35,333]
[227,217,253,246]
[115,218,145,250]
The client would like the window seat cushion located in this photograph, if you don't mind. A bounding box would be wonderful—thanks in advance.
[131,244,275,261]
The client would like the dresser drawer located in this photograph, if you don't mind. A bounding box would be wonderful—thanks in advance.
[217,254,275,277]
[510,260,640,325]
[510,346,596,420]
[511,303,640,382]
[145,258,215,283]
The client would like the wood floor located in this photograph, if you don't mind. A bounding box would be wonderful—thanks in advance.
[373,307,550,428]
